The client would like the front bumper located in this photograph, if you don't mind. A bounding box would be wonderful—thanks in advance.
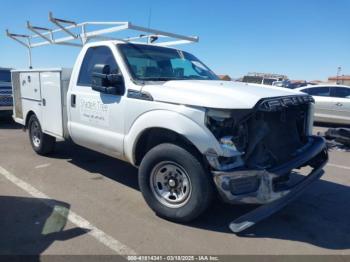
[212,135,328,232]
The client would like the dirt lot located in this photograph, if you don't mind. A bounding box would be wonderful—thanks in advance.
[0,115,350,255]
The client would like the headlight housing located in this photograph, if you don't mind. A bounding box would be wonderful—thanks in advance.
[205,109,249,153]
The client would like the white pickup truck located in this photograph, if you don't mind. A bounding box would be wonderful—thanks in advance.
[8,15,328,233]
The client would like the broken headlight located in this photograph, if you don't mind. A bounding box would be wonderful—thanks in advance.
[205,109,249,170]
[205,109,249,153]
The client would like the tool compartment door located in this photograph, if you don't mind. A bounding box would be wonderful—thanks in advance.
[20,72,41,101]
[40,71,63,138]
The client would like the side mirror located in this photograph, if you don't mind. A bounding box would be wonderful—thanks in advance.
[91,64,124,95]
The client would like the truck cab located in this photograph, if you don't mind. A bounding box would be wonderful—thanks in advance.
[66,41,221,160]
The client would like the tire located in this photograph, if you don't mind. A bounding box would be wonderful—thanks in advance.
[28,114,56,155]
[138,143,214,223]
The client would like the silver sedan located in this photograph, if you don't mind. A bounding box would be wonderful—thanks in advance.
[296,85,350,125]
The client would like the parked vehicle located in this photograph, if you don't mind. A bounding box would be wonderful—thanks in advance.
[242,72,288,86]
[324,128,350,147]
[7,13,328,233]
[273,80,308,89]
[296,85,350,125]
[0,68,13,114]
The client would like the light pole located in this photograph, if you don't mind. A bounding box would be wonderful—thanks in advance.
[336,66,342,85]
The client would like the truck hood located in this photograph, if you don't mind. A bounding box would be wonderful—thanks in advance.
[142,80,302,109]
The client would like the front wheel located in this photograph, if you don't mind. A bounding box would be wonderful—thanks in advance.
[138,143,214,222]
[28,115,56,155]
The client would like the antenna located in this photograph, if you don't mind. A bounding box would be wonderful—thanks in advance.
[147,5,153,29]
[336,66,342,85]
[147,5,153,44]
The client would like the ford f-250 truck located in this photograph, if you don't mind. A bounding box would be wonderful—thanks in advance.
[8,14,328,233]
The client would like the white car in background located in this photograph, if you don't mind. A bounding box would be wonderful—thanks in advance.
[296,85,350,125]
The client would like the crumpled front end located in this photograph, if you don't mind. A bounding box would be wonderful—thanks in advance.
[205,95,328,205]
[213,169,286,205]
[213,136,328,205]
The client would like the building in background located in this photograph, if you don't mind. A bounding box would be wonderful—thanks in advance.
[309,80,324,85]
[328,75,350,86]
[218,74,232,81]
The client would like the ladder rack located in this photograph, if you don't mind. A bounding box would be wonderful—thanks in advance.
[6,12,199,68]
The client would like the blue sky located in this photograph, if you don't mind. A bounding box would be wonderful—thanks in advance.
[0,0,349,80]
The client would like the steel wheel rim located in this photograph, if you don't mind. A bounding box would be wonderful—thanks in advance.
[150,161,192,208]
[31,121,41,148]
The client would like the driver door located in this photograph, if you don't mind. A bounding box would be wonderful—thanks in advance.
[68,46,125,158]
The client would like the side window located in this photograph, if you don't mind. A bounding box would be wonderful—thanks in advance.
[78,46,119,86]
[302,87,330,96]
[330,87,350,98]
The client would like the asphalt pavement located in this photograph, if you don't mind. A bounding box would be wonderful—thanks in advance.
[1,116,350,255]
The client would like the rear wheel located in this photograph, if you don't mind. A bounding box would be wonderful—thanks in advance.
[138,143,214,222]
[28,115,56,155]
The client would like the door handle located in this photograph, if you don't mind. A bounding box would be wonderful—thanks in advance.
[71,94,76,108]
[42,98,46,106]
[335,102,343,107]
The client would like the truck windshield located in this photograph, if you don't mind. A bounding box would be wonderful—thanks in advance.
[0,70,11,83]
[118,44,219,81]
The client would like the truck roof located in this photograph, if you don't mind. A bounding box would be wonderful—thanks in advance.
[84,40,183,51]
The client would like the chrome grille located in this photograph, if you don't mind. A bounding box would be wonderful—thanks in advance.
[258,95,314,112]
[0,89,12,95]
[0,95,13,106]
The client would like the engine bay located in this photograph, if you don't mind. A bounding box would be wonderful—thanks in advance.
[205,95,314,170]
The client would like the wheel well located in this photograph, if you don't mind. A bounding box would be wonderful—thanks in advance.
[25,111,36,128]
[134,128,206,166]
